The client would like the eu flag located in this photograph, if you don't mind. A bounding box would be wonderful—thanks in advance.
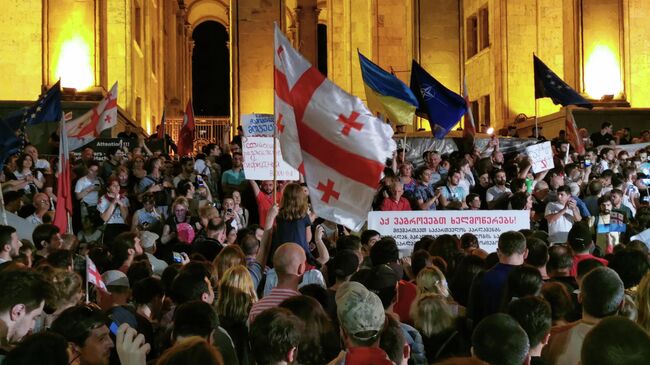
[410,60,467,139]
[358,51,418,125]
[0,80,62,132]
[534,55,593,109]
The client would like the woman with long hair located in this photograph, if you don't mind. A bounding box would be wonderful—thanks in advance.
[232,190,249,228]
[635,272,650,332]
[216,265,257,365]
[273,183,313,263]
[398,162,417,195]
[13,153,44,196]
[411,294,471,362]
[213,245,246,281]
[415,266,464,317]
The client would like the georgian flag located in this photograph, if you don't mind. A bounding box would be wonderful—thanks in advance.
[274,24,396,231]
[67,82,118,151]
[86,256,108,293]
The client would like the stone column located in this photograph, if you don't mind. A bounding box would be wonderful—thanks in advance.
[295,0,319,65]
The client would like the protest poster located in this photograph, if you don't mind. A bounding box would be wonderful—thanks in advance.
[241,114,276,137]
[242,136,299,181]
[526,141,554,173]
[368,210,530,257]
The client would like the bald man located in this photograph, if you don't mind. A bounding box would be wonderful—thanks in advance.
[248,242,306,323]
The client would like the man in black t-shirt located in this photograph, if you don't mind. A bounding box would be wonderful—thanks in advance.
[590,121,615,147]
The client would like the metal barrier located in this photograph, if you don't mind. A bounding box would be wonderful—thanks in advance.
[166,116,231,151]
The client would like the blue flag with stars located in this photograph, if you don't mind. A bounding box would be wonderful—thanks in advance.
[410,60,467,139]
[0,80,62,131]
[534,55,593,109]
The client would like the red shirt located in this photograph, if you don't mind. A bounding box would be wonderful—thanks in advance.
[571,254,608,277]
[344,347,393,365]
[393,280,417,325]
[256,190,282,225]
[380,197,411,211]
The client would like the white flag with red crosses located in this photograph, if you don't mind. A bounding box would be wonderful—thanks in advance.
[274,24,396,231]
[66,82,118,151]
[86,256,108,293]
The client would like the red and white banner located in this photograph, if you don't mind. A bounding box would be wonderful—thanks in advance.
[274,24,395,230]
[368,210,530,256]
[67,82,118,151]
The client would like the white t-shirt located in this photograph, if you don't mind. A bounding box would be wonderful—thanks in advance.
[97,195,129,224]
[35,159,51,172]
[75,176,100,206]
[13,170,43,193]
[545,201,576,243]
[486,185,511,203]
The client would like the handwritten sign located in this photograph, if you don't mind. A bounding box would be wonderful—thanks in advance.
[368,210,530,256]
[242,137,299,181]
[241,114,276,137]
[526,141,554,173]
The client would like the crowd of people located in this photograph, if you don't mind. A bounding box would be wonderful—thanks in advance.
[0,121,649,365]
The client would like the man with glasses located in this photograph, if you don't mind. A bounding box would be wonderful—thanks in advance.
[50,304,115,365]
[26,192,51,225]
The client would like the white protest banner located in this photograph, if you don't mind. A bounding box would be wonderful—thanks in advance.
[368,210,530,257]
[241,114,276,137]
[526,141,554,173]
[242,137,299,181]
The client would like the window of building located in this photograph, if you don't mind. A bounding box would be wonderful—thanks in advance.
[466,15,478,59]
[481,95,491,127]
[470,100,479,125]
[134,2,142,47]
[479,7,489,50]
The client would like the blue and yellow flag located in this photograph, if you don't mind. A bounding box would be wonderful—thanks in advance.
[358,51,418,126]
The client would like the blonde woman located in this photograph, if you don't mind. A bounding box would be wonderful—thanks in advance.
[216,265,257,365]
[415,266,464,316]
[274,183,313,262]
[161,197,197,245]
[636,272,650,332]
[411,294,470,362]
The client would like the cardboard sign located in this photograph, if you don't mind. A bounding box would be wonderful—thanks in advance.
[242,136,299,181]
[368,210,530,257]
[526,141,554,173]
[241,114,276,137]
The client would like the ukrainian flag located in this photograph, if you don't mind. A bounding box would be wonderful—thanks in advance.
[358,51,418,126]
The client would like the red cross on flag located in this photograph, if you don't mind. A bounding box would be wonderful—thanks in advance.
[86,256,108,293]
[274,24,396,231]
[67,82,119,151]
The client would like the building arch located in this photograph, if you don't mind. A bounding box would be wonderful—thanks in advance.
[187,0,229,29]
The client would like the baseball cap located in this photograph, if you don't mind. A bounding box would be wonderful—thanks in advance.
[335,282,386,341]
[140,231,159,249]
[567,222,592,251]
[329,250,359,278]
[102,270,130,288]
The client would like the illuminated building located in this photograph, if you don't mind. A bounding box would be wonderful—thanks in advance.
[1,0,649,139]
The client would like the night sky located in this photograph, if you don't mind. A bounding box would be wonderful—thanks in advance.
[192,21,230,116]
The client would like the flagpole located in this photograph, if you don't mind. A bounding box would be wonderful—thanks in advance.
[0,188,7,225]
[273,124,278,204]
[85,255,90,304]
[534,99,539,139]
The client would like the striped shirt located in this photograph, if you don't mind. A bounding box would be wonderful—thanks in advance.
[248,288,300,324]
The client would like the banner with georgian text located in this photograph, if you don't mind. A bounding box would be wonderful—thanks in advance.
[368,210,530,256]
